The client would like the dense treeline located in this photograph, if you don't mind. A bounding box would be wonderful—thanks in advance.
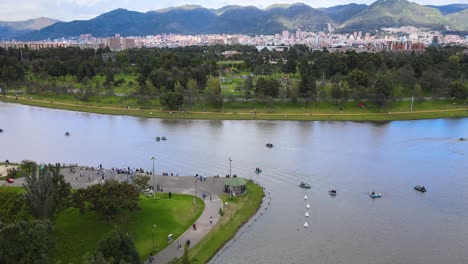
[1,45,467,110]
[0,162,142,264]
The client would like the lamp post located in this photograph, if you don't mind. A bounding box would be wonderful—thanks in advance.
[229,157,233,197]
[150,156,156,199]
[152,224,157,251]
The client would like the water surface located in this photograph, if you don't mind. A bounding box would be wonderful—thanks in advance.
[1,102,467,264]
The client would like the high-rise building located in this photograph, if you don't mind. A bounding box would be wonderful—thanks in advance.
[282,30,290,40]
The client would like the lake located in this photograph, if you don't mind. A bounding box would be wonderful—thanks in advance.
[1,102,467,264]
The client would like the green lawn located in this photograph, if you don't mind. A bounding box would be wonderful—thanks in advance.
[187,182,264,264]
[51,193,204,264]
[2,94,467,121]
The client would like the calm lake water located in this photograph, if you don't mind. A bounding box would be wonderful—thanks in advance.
[1,102,468,264]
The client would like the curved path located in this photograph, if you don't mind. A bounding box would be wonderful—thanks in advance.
[149,176,224,264]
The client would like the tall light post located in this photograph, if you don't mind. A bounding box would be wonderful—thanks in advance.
[229,157,233,197]
[152,224,157,251]
[150,156,156,199]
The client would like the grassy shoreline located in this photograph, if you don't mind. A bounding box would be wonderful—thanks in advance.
[187,182,265,264]
[2,95,467,121]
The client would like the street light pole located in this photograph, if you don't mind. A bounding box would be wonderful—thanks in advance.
[152,224,157,251]
[150,156,156,199]
[229,157,233,197]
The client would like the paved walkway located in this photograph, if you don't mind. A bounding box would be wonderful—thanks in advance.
[151,186,223,264]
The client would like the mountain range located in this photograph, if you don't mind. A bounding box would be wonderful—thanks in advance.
[3,0,468,41]
[0,17,59,40]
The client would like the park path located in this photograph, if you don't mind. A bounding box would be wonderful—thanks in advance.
[150,187,223,264]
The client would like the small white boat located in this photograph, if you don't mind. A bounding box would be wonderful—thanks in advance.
[304,195,308,200]
[305,212,309,217]
[304,222,309,228]
[306,204,310,209]
[369,192,382,199]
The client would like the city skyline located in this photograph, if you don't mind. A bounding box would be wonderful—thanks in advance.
[1,0,467,21]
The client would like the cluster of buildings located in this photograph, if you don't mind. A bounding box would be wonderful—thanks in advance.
[1,26,467,53]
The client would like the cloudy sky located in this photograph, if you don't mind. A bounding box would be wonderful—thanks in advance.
[1,0,467,21]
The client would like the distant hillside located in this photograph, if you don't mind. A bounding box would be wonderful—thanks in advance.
[426,4,468,15]
[447,9,468,31]
[0,17,59,40]
[18,4,333,40]
[319,4,368,23]
[342,0,446,32]
[11,1,468,41]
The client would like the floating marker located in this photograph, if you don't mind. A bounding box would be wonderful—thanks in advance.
[304,222,309,228]
[306,204,310,209]
[305,212,309,217]
[304,195,308,200]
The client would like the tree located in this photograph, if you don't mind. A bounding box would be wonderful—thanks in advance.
[72,181,139,221]
[282,58,297,74]
[255,77,279,98]
[96,230,140,264]
[77,61,95,81]
[0,220,54,264]
[298,74,316,99]
[104,69,114,85]
[372,75,394,111]
[244,76,253,91]
[181,243,190,264]
[330,83,342,105]
[186,78,199,106]
[346,69,368,90]
[0,190,31,224]
[136,74,151,96]
[132,175,150,192]
[160,91,184,110]
[449,80,468,100]
[206,77,221,96]
[83,252,116,264]
[23,163,71,220]
[205,77,223,108]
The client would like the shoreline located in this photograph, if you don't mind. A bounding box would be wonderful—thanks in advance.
[2,95,467,122]
[1,162,265,264]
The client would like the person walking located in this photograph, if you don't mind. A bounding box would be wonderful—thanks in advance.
[177,240,182,250]
[148,253,154,264]
[210,216,213,224]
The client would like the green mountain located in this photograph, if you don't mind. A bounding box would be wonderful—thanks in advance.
[342,0,446,31]
[319,4,368,23]
[9,1,468,41]
[0,17,59,40]
[447,9,468,31]
[426,4,468,15]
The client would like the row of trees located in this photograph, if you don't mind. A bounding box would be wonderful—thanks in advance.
[1,45,468,108]
[0,162,144,264]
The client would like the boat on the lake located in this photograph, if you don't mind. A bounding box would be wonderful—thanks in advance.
[299,182,311,189]
[155,137,160,141]
[255,168,262,173]
[459,137,466,141]
[329,189,337,196]
[414,185,427,193]
[266,143,274,148]
[0,129,3,133]
[162,136,167,141]
[65,132,70,136]
[369,192,382,198]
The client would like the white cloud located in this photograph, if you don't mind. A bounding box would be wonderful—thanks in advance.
[55,0,102,7]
